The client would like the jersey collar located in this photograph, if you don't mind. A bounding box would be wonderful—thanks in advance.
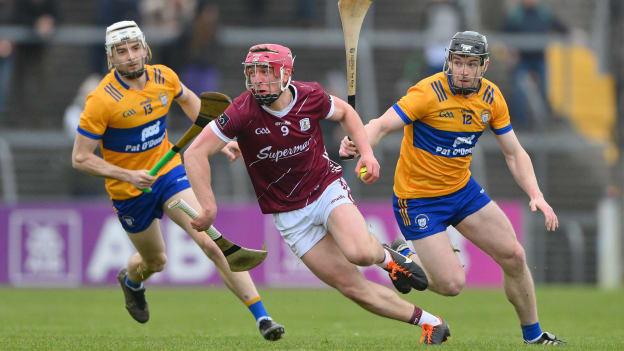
[261,84,297,118]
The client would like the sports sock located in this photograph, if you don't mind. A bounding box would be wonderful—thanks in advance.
[376,249,393,269]
[124,275,144,291]
[409,306,441,327]
[245,297,270,321]
[398,245,413,257]
[522,322,542,342]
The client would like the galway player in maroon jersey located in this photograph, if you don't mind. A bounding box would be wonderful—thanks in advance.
[184,44,450,345]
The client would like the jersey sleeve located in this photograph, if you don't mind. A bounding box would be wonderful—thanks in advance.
[158,64,183,98]
[394,82,429,124]
[323,94,335,119]
[310,82,333,120]
[77,92,110,140]
[489,86,513,135]
[209,104,243,143]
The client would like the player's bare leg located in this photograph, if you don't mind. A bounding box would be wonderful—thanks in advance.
[164,190,260,300]
[319,203,445,344]
[454,201,563,343]
[164,189,284,340]
[303,233,412,318]
[119,219,167,323]
[454,202,538,324]
[301,233,449,344]
[328,204,385,265]
[409,232,466,295]
[126,220,167,282]
[327,204,428,290]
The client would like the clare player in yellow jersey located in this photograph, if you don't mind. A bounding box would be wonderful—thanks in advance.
[340,31,563,345]
[71,20,284,340]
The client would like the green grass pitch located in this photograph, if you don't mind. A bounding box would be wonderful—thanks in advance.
[1,286,623,350]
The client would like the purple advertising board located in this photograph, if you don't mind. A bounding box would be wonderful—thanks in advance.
[0,201,522,288]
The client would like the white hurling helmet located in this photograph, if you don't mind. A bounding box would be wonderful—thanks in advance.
[105,20,150,78]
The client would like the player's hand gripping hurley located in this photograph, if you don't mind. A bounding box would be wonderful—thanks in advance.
[141,92,231,192]
[338,0,372,160]
[168,199,268,272]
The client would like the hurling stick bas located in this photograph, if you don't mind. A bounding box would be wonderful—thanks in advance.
[168,199,267,272]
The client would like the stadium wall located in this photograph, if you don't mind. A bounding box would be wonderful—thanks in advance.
[0,201,522,288]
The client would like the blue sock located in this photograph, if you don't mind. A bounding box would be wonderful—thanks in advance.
[398,247,412,256]
[522,322,542,341]
[124,275,143,290]
[248,300,269,321]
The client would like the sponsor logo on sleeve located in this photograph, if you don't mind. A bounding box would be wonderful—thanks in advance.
[217,113,230,128]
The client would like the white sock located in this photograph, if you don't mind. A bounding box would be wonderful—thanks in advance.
[376,249,393,269]
[418,311,441,327]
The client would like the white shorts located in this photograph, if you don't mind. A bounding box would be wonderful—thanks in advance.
[272,178,354,258]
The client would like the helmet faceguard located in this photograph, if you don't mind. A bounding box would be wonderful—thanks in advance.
[105,20,151,79]
[242,44,294,106]
[443,31,489,95]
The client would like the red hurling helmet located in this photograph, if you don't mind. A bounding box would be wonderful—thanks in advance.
[243,44,294,105]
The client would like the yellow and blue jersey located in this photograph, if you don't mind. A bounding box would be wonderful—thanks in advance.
[393,72,512,198]
[77,64,183,200]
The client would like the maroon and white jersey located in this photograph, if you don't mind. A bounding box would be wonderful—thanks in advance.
[209,81,343,213]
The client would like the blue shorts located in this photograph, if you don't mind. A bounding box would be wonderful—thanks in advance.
[393,177,491,240]
[112,165,191,233]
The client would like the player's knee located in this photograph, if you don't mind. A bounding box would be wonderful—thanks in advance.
[436,276,465,296]
[343,250,377,266]
[145,253,167,272]
[497,243,526,273]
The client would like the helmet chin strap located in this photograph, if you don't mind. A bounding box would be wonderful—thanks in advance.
[250,73,292,106]
[446,71,482,95]
[253,92,281,106]
[118,66,145,79]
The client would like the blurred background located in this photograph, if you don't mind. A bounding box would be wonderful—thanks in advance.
[0,0,621,289]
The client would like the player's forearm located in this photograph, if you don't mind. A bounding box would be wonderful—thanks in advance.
[364,118,387,148]
[72,153,131,182]
[179,101,200,123]
[340,113,374,157]
[364,109,405,148]
[505,150,543,200]
[184,150,218,211]
[177,89,201,122]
